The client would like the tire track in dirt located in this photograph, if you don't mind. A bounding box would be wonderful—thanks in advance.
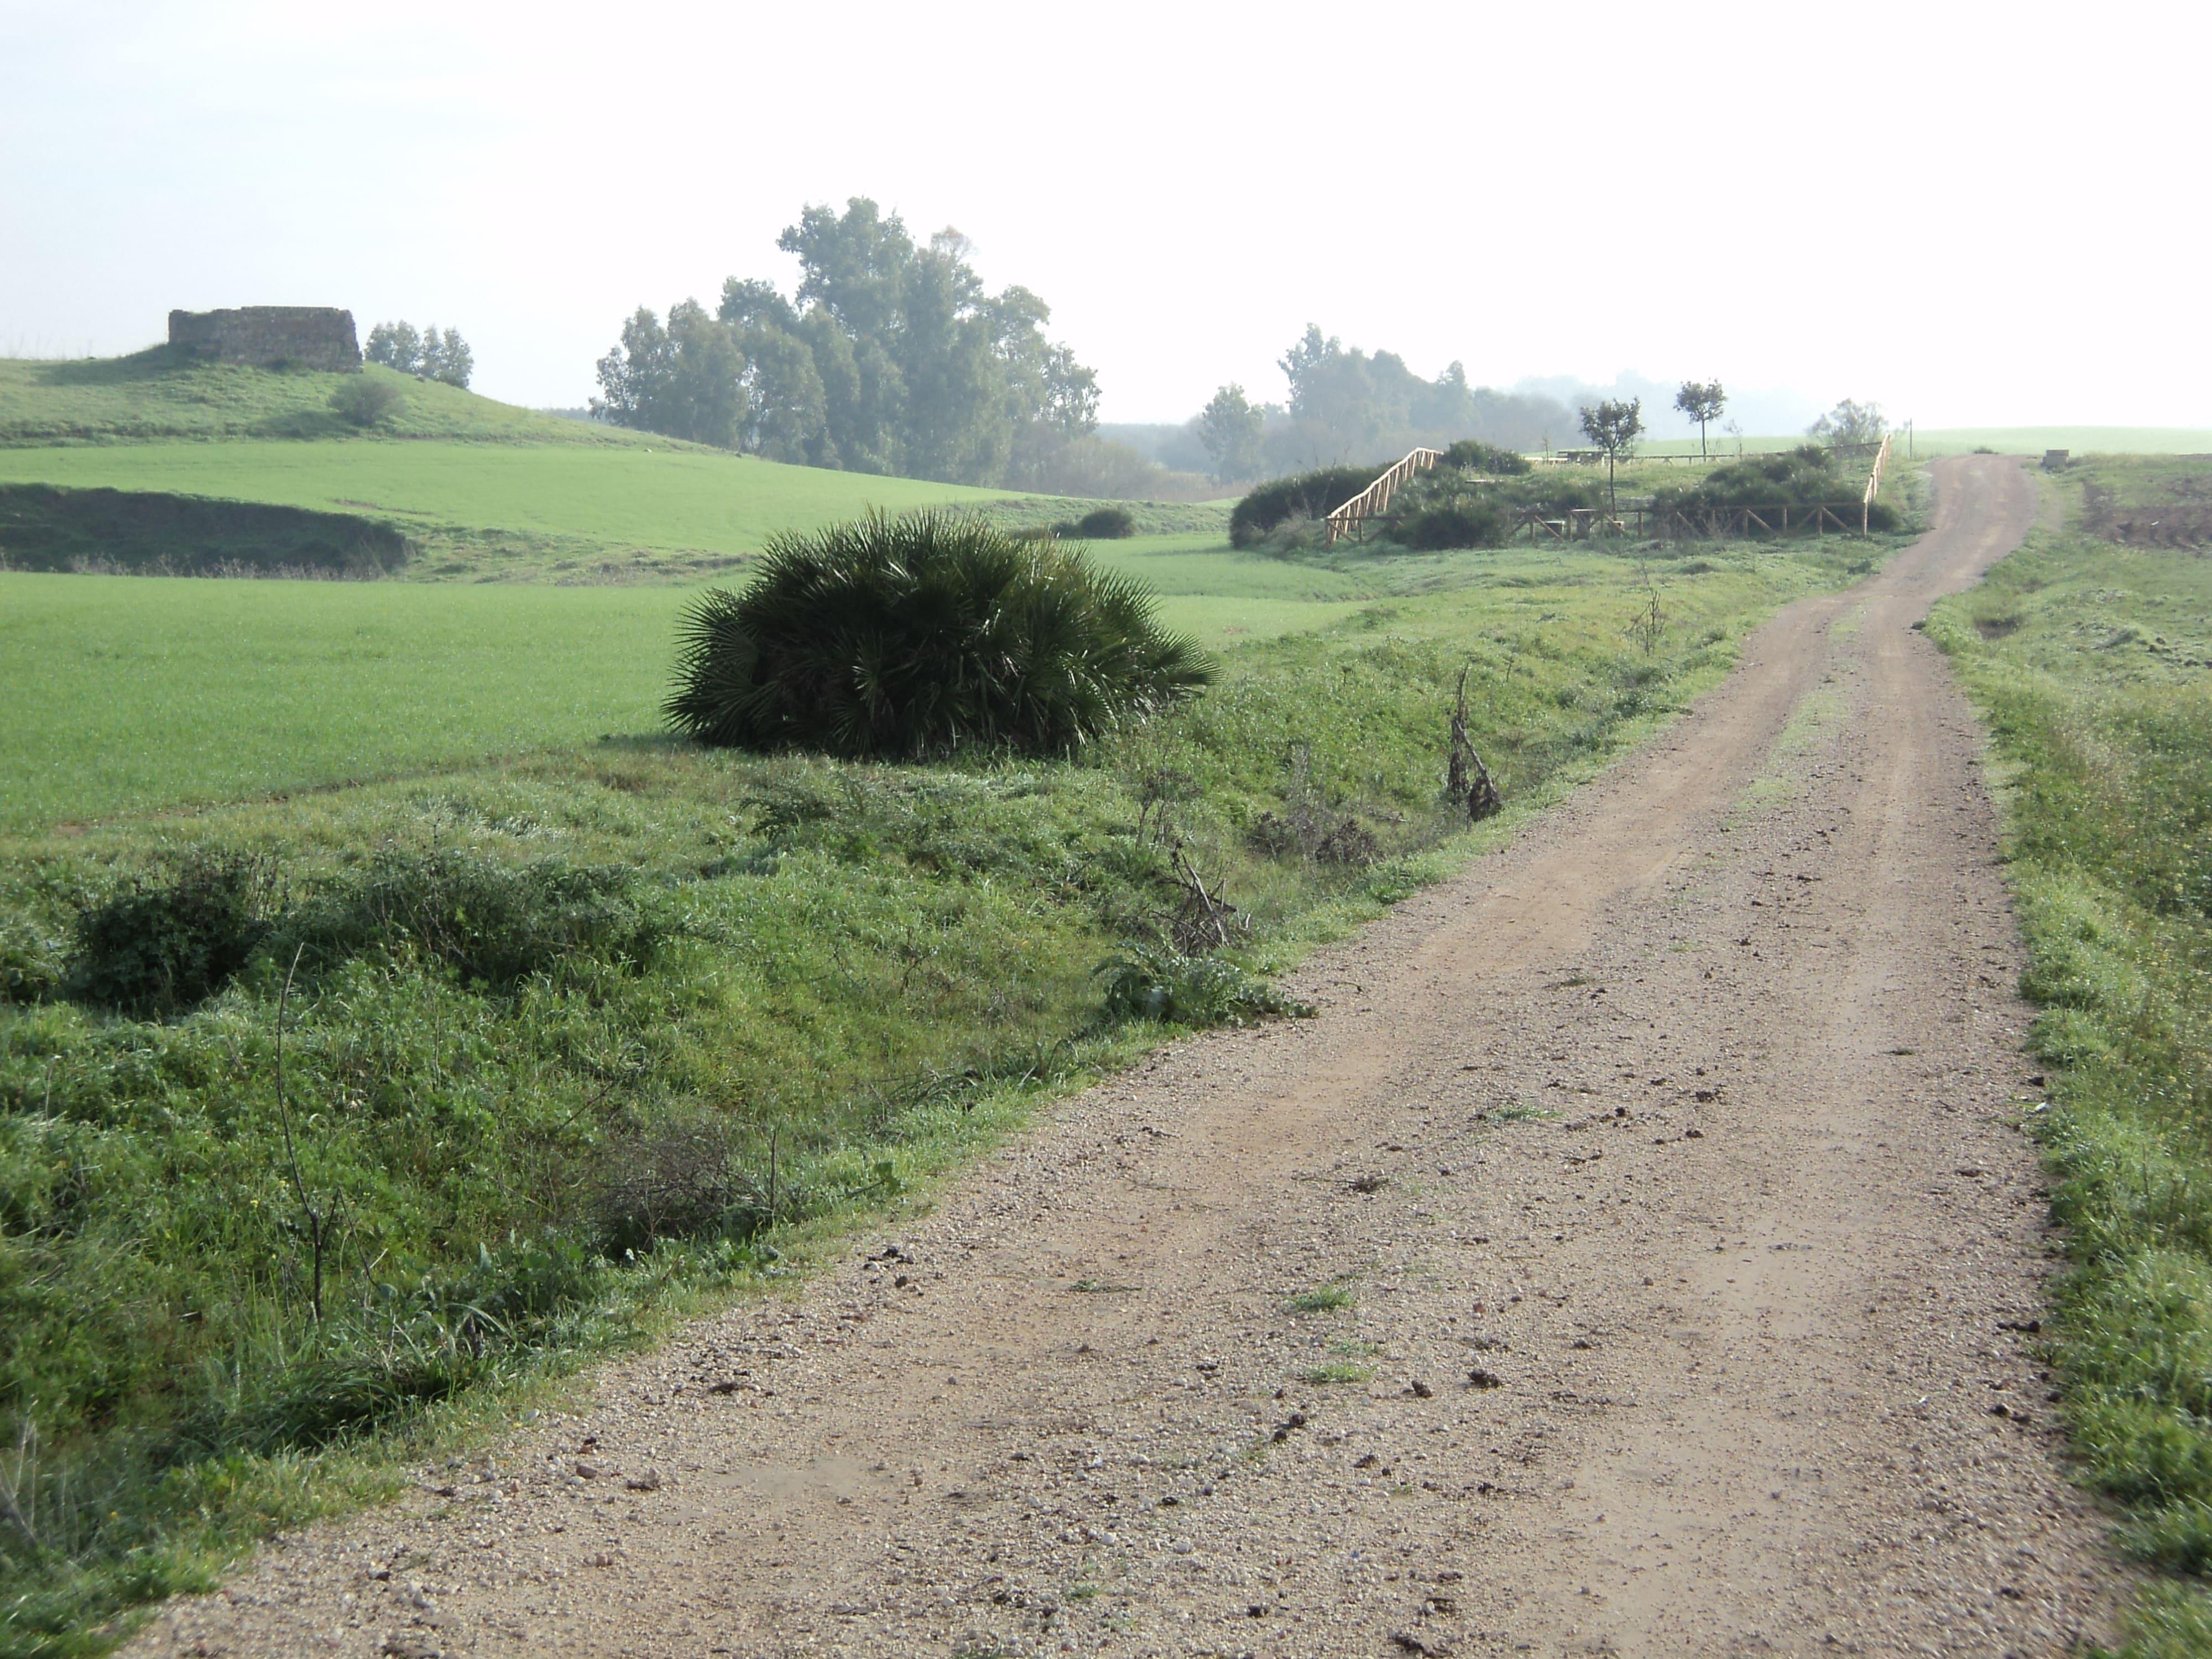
[131,455,2121,1658]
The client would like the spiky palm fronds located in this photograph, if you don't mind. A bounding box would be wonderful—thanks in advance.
[665,512,1211,758]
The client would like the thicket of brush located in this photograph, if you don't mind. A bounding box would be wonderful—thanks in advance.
[1650,446,1899,532]
[664,513,1211,758]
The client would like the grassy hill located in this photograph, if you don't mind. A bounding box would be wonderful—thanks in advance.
[0,353,661,448]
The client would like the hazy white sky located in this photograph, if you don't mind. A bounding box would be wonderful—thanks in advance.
[3,0,2202,428]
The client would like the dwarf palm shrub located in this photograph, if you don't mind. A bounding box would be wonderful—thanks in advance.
[665,512,1210,758]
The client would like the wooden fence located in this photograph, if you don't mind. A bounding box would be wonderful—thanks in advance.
[1506,504,1861,542]
[1533,438,1887,468]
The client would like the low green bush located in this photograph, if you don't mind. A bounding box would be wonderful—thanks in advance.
[1097,943,1311,1026]
[281,846,665,990]
[1395,499,1510,551]
[329,375,406,429]
[1230,465,1384,549]
[1443,439,1531,475]
[65,852,270,1015]
[1053,505,1136,540]
[664,512,1211,758]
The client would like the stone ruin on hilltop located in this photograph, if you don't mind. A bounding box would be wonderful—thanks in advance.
[168,306,361,372]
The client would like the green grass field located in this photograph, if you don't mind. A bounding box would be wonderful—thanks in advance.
[0,572,1363,836]
[1914,426,2212,457]
[1928,462,2212,1657]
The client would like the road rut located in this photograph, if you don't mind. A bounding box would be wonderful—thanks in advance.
[133,455,2122,1658]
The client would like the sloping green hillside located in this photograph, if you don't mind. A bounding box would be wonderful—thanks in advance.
[0,441,1040,576]
[0,354,654,447]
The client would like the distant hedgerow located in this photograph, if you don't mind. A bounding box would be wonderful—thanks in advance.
[665,512,1211,758]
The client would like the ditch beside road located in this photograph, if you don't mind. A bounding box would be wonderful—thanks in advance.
[127,455,2122,1657]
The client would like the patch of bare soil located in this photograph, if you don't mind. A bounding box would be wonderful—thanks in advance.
[129,457,2121,1657]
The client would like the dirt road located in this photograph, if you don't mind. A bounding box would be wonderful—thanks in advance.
[134,456,2121,1658]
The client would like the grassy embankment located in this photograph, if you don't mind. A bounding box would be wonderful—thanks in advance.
[0,520,1912,1655]
[1927,456,2212,1656]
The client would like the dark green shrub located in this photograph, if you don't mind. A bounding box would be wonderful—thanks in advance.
[1051,506,1138,539]
[1072,505,1136,539]
[1097,945,1310,1027]
[1443,439,1531,475]
[1230,465,1385,549]
[65,852,270,1015]
[664,512,1210,758]
[1,918,65,1003]
[1395,499,1509,550]
[284,847,663,989]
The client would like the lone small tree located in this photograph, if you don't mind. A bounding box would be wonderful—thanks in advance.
[1578,397,1645,509]
[1809,398,1887,448]
[1673,379,1726,457]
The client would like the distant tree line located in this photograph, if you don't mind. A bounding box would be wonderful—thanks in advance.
[364,322,473,389]
[591,199,1102,489]
[1193,327,1583,483]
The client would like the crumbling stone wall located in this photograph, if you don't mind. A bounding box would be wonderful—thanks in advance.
[168,307,361,372]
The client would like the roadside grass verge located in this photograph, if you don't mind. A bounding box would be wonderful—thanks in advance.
[1,533,1886,1655]
[1926,472,2212,1656]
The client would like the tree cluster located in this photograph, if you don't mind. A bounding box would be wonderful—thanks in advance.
[363,321,473,388]
[1196,326,1578,482]
[592,199,1100,487]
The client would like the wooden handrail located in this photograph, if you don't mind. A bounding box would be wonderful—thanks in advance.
[1324,447,1446,544]
[1861,432,1892,534]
